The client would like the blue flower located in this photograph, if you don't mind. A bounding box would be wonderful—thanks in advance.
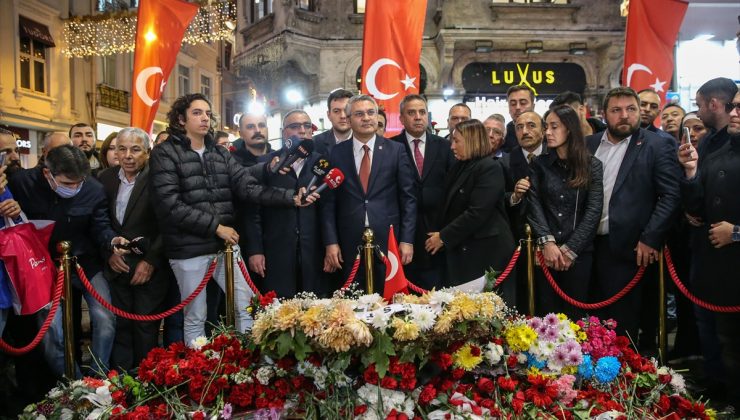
[526,352,546,370]
[578,354,593,380]
[594,356,621,383]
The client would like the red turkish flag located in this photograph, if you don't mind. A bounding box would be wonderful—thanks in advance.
[361,0,427,136]
[130,0,199,132]
[383,226,409,301]
[622,0,687,103]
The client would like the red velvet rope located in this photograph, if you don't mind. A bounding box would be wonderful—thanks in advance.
[0,269,64,355]
[537,251,645,310]
[664,247,740,313]
[492,246,521,288]
[76,259,216,321]
[340,254,362,290]
[236,257,263,299]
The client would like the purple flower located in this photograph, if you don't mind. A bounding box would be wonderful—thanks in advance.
[553,347,569,365]
[562,340,579,353]
[544,313,560,326]
[544,327,559,341]
[221,403,233,420]
[528,317,543,330]
[566,351,583,366]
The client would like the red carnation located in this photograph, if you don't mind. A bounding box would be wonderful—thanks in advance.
[363,365,379,385]
[381,376,398,390]
[477,377,495,394]
[260,291,277,306]
[418,384,437,405]
[192,411,205,420]
[451,368,465,380]
[354,405,368,416]
[512,391,526,414]
[497,376,518,392]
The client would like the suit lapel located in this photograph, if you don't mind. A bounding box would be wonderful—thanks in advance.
[367,135,384,194]
[612,130,644,194]
[443,161,475,216]
[121,165,148,226]
[106,170,122,229]
[421,136,438,181]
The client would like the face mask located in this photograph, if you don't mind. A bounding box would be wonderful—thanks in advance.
[47,174,84,199]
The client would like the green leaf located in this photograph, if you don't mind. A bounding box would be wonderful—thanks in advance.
[293,330,311,361]
[275,332,293,359]
[363,332,395,377]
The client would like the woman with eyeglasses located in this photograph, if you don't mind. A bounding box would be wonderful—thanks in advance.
[526,105,603,319]
[425,119,516,304]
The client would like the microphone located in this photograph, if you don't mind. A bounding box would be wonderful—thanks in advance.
[271,137,314,174]
[301,168,345,203]
[305,158,331,192]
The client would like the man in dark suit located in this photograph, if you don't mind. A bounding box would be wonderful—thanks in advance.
[484,114,507,159]
[638,89,677,141]
[323,95,417,294]
[99,127,167,371]
[314,89,354,157]
[586,86,681,341]
[248,110,328,297]
[502,85,536,153]
[443,103,471,140]
[390,94,455,289]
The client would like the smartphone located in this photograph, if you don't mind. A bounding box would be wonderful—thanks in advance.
[0,151,6,168]
[683,127,691,145]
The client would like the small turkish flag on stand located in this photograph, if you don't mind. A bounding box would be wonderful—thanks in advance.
[622,0,687,103]
[383,226,409,301]
[361,0,427,137]
[130,0,199,132]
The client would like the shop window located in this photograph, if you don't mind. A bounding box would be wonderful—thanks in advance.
[298,0,315,11]
[178,65,191,97]
[201,75,212,101]
[101,55,117,87]
[19,36,47,93]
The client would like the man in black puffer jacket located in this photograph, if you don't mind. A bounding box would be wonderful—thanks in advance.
[150,93,313,345]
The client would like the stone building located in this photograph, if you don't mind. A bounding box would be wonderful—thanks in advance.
[233,0,626,134]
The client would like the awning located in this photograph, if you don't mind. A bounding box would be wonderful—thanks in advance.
[19,16,55,47]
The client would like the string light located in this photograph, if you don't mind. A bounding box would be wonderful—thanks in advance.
[61,1,236,58]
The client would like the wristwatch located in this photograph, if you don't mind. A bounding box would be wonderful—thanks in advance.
[733,225,740,243]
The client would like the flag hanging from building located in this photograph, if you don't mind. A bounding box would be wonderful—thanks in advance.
[361,0,427,136]
[622,0,688,102]
[383,225,409,301]
[130,0,199,132]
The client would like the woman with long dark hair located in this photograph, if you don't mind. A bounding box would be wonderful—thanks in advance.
[425,119,516,304]
[527,105,603,319]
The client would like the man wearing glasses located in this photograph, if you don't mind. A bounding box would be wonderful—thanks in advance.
[10,144,128,377]
[694,77,738,162]
[322,95,417,295]
[483,114,507,159]
[244,110,328,297]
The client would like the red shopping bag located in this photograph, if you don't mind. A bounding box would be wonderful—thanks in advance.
[0,217,56,315]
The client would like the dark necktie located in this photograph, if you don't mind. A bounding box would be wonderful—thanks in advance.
[359,145,371,193]
[527,152,535,164]
[412,139,424,176]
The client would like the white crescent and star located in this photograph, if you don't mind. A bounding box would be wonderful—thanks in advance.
[365,58,416,101]
[385,251,399,282]
[626,63,667,93]
[135,66,167,107]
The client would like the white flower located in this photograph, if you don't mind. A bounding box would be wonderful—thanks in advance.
[670,371,687,394]
[409,306,437,331]
[256,366,274,385]
[370,311,392,331]
[60,408,75,420]
[190,336,209,350]
[47,387,63,399]
[516,353,528,364]
[594,410,626,420]
[429,291,454,307]
[357,294,385,310]
[484,343,504,365]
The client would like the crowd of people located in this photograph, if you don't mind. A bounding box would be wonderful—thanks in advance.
[0,77,738,409]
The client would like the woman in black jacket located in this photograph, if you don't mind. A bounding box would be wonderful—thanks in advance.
[527,105,603,319]
[425,119,516,304]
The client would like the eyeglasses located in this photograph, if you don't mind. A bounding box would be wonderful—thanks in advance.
[486,128,503,136]
[352,109,377,118]
[725,102,740,113]
[285,122,313,130]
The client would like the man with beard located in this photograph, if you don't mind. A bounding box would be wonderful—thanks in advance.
[0,129,22,179]
[314,89,353,156]
[637,89,675,141]
[660,103,686,142]
[231,113,271,167]
[678,90,740,409]
[694,77,738,160]
[586,86,681,342]
[501,85,536,153]
[69,123,103,176]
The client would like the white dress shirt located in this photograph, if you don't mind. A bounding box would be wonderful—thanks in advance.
[520,143,543,161]
[353,136,376,174]
[594,132,631,235]
[115,168,139,225]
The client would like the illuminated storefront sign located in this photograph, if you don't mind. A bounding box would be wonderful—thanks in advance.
[462,62,587,96]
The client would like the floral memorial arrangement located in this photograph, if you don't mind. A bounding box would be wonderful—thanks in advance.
[22,289,715,419]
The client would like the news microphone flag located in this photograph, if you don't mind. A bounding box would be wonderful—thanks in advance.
[622,0,687,103]
[130,0,199,132]
[383,225,409,301]
[361,0,427,136]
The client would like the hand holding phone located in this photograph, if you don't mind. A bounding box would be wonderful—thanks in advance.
[682,126,691,146]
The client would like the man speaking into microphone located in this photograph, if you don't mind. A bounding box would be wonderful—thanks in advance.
[246,110,330,297]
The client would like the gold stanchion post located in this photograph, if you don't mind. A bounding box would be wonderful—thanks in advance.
[57,241,75,379]
[363,228,375,294]
[525,224,535,316]
[658,249,667,365]
[224,243,235,328]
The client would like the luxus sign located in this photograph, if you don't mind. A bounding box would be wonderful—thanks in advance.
[462,62,587,96]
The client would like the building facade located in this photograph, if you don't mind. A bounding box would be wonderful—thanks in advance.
[0,0,235,168]
[233,0,625,134]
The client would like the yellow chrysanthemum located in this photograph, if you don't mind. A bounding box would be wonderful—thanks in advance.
[299,306,324,337]
[347,319,373,347]
[392,318,420,341]
[557,313,568,321]
[453,343,483,370]
[561,365,578,375]
[274,302,303,331]
[434,313,454,334]
[318,325,354,352]
[505,324,538,352]
[705,408,717,420]
[577,331,587,342]
[251,315,272,344]
[451,294,478,320]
